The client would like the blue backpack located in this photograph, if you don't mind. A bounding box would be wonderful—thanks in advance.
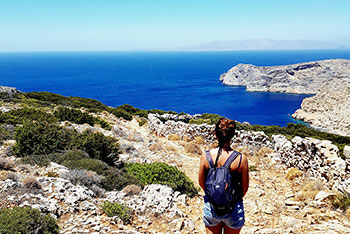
[205,150,242,216]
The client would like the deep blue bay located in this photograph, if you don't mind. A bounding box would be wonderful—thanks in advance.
[1,50,350,126]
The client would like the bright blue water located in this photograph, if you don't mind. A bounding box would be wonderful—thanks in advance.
[0,50,350,126]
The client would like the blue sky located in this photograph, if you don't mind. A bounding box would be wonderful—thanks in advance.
[0,0,349,51]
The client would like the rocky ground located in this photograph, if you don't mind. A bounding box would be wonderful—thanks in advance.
[1,109,350,233]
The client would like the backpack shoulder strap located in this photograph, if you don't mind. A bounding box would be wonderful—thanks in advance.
[205,151,215,168]
[223,151,241,169]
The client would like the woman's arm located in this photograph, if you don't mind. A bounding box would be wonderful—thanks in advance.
[240,154,249,198]
[198,152,208,192]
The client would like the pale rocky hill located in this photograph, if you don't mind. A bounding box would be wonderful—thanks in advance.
[1,108,350,233]
[219,59,350,94]
[292,80,350,136]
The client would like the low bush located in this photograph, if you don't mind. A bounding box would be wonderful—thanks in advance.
[0,206,59,234]
[62,158,108,175]
[121,184,142,196]
[101,168,143,191]
[286,167,303,180]
[110,108,133,121]
[0,158,15,171]
[54,106,111,130]
[189,118,212,125]
[24,92,108,112]
[22,176,42,190]
[125,162,198,197]
[69,131,120,165]
[168,134,181,141]
[0,126,12,143]
[102,201,132,223]
[62,169,102,188]
[331,192,350,211]
[20,154,51,167]
[13,121,76,157]
[0,108,57,125]
[185,142,202,155]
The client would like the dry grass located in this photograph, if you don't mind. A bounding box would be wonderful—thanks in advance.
[185,142,202,156]
[165,144,177,152]
[286,167,303,180]
[149,142,165,152]
[22,176,42,190]
[346,208,350,218]
[296,180,324,201]
[0,158,15,171]
[0,170,10,180]
[168,134,181,141]
[183,136,192,142]
[45,171,60,177]
[255,147,274,157]
[194,136,205,145]
[122,184,142,196]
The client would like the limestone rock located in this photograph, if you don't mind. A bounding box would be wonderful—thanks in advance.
[220,59,350,94]
[292,80,350,136]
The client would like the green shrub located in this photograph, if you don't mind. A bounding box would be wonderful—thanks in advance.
[331,192,350,211]
[189,118,212,125]
[125,162,198,197]
[24,92,108,112]
[110,108,133,121]
[62,158,108,175]
[53,106,111,130]
[101,168,143,191]
[20,154,51,167]
[102,201,131,223]
[0,108,57,125]
[13,121,76,157]
[199,113,221,125]
[0,126,12,143]
[49,150,88,164]
[69,131,120,165]
[0,206,59,234]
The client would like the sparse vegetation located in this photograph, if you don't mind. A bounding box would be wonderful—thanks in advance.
[249,165,258,171]
[185,142,202,156]
[125,162,198,197]
[331,192,350,211]
[102,201,132,223]
[121,184,142,196]
[101,168,143,191]
[54,106,111,130]
[296,180,323,201]
[22,176,42,190]
[0,158,15,171]
[286,167,303,180]
[0,206,59,234]
[168,134,181,141]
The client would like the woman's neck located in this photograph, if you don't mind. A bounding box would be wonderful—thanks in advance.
[221,143,232,152]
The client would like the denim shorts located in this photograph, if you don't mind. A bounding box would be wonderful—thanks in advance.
[203,196,245,229]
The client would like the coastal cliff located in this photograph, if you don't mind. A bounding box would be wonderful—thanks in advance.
[220,59,350,94]
[292,80,350,136]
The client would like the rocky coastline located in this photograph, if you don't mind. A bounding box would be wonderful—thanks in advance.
[219,59,350,94]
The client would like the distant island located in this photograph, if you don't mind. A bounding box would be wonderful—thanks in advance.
[174,39,344,51]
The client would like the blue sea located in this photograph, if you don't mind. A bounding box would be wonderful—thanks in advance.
[0,50,350,126]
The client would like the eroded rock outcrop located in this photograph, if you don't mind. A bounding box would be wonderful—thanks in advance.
[292,80,350,136]
[220,59,350,94]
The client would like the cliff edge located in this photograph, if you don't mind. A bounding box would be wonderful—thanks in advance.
[220,59,350,94]
[292,80,350,136]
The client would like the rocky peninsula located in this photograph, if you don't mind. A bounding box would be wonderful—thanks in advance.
[219,59,350,94]
[220,59,350,136]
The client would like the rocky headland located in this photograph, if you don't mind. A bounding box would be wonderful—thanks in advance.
[292,80,350,136]
[219,59,350,94]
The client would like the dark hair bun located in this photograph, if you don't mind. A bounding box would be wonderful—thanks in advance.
[215,117,236,146]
